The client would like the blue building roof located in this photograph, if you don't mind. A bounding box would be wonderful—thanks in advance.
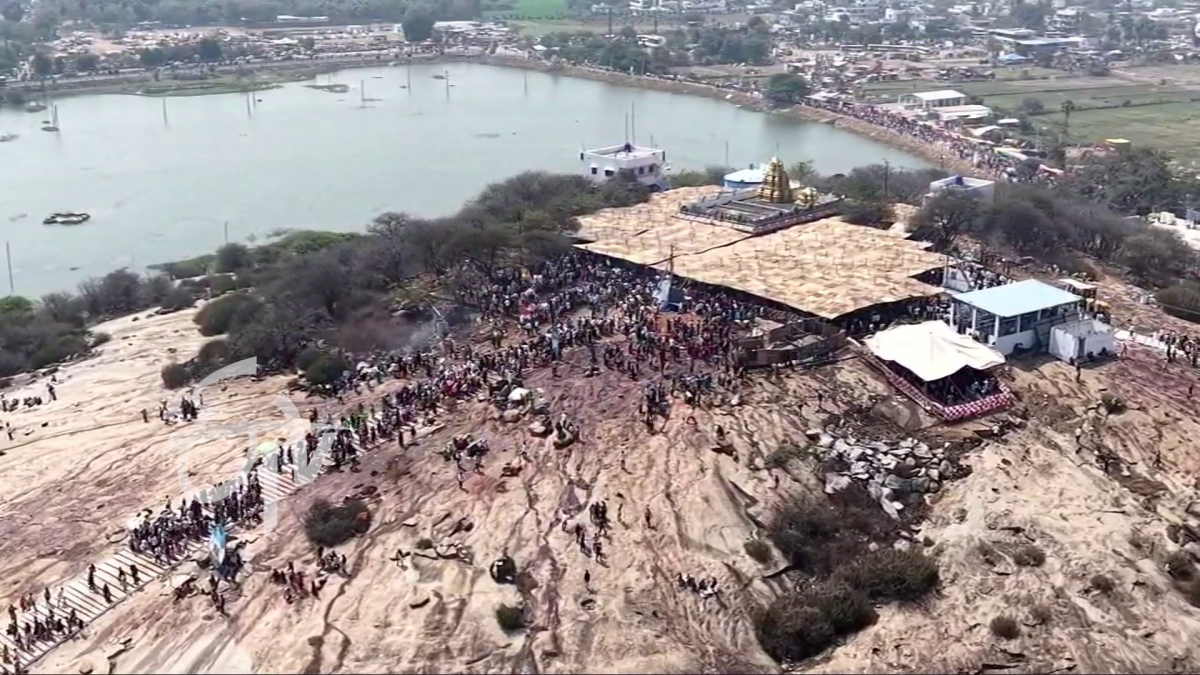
[953,279,1082,317]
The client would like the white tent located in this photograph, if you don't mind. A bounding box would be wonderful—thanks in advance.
[864,321,1005,382]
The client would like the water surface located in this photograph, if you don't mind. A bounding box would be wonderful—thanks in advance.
[0,62,928,296]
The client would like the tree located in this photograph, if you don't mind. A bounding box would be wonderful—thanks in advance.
[402,7,435,42]
[304,352,349,386]
[74,53,98,72]
[1,2,23,22]
[139,48,165,67]
[31,52,53,79]
[1119,229,1195,283]
[765,73,810,106]
[0,296,33,315]
[197,38,222,62]
[909,190,983,251]
[299,36,316,51]
[1060,99,1076,137]
[215,243,252,274]
[618,25,637,39]
[1018,97,1045,115]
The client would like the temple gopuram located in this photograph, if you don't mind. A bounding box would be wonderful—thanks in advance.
[676,157,841,235]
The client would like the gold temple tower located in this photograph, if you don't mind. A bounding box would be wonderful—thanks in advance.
[756,157,794,203]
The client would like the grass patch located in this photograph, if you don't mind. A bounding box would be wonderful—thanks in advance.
[763,444,805,470]
[1028,603,1052,625]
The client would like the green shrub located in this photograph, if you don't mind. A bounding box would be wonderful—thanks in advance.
[495,603,528,632]
[209,274,239,296]
[31,335,89,369]
[990,615,1020,640]
[755,602,835,663]
[197,339,230,364]
[295,346,323,371]
[1012,544,1046,568]
[837,549,940,602]
[90,332,111,347]
[305,353,349,386]
[766,500,841,572]
[161,363,190,389]
[1156,282,1200,324]
[160,287,196,311]
[194,293,259,336]
[302,498,370,547]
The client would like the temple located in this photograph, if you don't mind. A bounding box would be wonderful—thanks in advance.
[676,157,841,234]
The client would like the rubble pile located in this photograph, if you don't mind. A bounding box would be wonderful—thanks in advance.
[808,428,956,520]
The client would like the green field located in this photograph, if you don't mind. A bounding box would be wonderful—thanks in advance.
[862,75,1200,163]
[482,0,569,19]
[1058,102,1200,165]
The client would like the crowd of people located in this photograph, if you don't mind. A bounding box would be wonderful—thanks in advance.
[802,97,1023,179]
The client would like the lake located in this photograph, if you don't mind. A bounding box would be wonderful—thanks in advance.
[0,61,928,296]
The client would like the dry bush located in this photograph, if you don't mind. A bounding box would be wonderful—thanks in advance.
[764,444,805,470]
[1184,577,1200,607]
[1028,603,1052,625]
[990,615,1020,640]
[495,603,529,632]
[767,491,901,576]
[303,498,370,547]
[744,539,774,564]
[837,549,940,602]
[798,581,878,634]
[1090,574,1116,594]
[1012,544,1046,568]
[754,601,835,663]
[415,537,434,550]
[160,363,189,389]
[1166,550,1196,581]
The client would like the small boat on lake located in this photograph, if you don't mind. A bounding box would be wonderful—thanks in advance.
[44,212,91,225]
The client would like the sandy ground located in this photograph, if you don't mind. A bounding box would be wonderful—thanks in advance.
[9,298,1200,674]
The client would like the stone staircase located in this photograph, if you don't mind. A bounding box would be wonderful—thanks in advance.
[0,415,418,674]
[0,453,302,674]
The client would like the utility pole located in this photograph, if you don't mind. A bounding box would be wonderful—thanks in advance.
[607,7,613,36]
[882,158,891,200]
[224,222,229,245]
[5,242,13,296]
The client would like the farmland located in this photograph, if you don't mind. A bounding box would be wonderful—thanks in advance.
[864,72,1200,164]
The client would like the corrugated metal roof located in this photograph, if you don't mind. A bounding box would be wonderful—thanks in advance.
[953,279,1082,317]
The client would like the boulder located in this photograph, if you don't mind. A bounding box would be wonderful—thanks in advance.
[410,595,431,609]
[501,409,524,424]
[824,473,853,495]
[805,428,823,440]
[1184,542,1200,562]
[1187,501,1200,519]
[911,476,933,493]
[527,421,549,437]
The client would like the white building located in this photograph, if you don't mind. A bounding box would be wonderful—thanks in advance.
[899,89,968,109]
[927,175,996,203]
[580,142,670,190]
[950,279,1085,355]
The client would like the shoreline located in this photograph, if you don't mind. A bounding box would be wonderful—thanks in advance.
[465,54,979,176]
[13,52,970,173]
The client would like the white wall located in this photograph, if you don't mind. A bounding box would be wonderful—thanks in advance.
[992,329,1035,355]
[1049,325,1117,362]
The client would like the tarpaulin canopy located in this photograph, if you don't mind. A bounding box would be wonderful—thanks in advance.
[864,321,1005,382]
